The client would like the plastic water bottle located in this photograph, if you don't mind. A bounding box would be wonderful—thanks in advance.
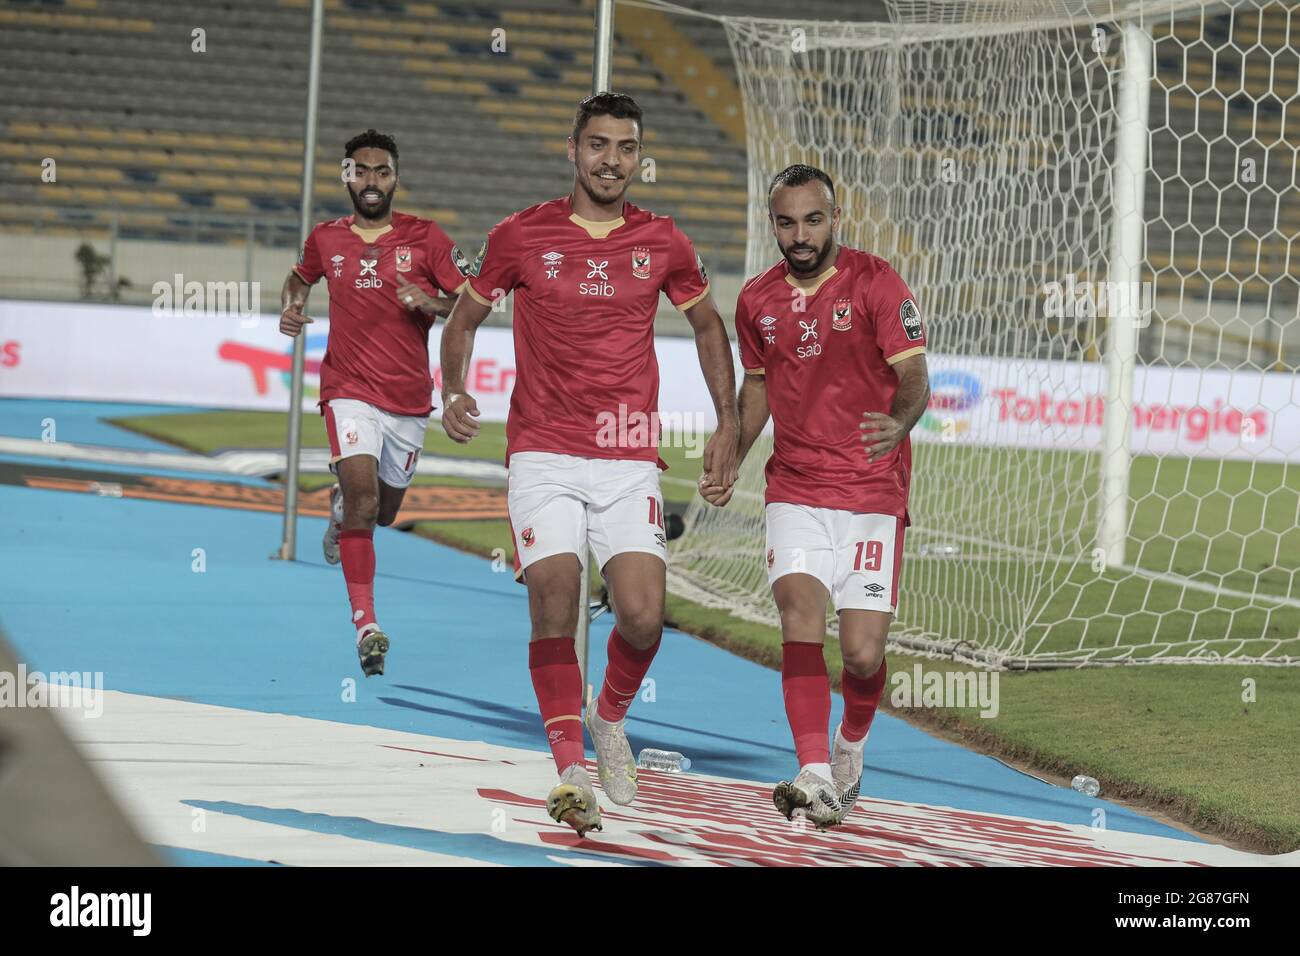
[1071,774,1101,797]
[637,749,692,773]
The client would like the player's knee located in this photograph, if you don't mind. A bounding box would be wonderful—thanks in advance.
[777,602,824,640]
[615,607,663,649]
[376,508,398,527]
[344,491,379,528]
[842,643,885,678]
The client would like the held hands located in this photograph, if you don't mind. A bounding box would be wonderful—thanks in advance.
[698,420,740,508]
[395,280,454,318]
[860,411,905,461]
[441,392,481,443]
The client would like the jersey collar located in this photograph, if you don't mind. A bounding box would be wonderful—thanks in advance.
[349,215,394,243]
[783,246,842,297]
[566,196,626,240]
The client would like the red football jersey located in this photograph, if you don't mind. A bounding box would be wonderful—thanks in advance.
[735,246,926,517]
[294,211,468,417]
[464,196,709,465]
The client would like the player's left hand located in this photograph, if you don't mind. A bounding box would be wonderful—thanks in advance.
[859,411,905,461]
[395,280,453,318]
[702,421,740,492]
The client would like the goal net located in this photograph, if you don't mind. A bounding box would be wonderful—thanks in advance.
[666,0,1300,667]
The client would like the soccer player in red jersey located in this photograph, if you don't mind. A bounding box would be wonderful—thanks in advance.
[702,164,931,828]
[280,129,469,677]
[440,93,739,835]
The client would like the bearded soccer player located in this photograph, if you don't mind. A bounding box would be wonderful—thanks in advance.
[280,129,468,677]
[702,164,930,828]
[440,93,739,835]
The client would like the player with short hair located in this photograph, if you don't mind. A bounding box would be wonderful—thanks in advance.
[440,92,739,835]
[280,129,468,677]
[701,163,930,828]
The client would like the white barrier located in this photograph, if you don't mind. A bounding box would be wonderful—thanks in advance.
[1,300,1295,461]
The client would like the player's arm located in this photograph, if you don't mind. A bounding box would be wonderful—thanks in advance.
[279,270,314,337]
[701,369,768,508]
[439,292,493,443]
[683,294,740,491]
[860,353,930,462]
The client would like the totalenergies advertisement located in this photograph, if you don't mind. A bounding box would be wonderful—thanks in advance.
[1,300,1297,462]
[914,355,1297,460]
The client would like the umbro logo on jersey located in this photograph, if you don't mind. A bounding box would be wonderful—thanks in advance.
[355,258,383,289]
[761,315,778,344]
[542,250,563,279]
[796,317,822,359]
[581,258,614,297]
[330,254,345,278]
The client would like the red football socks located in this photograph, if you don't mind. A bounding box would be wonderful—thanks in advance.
[596,627,660,722]
[339,529,377,635]
[841,659,887,743]
[529,637,585,773]
[781,641,831,766]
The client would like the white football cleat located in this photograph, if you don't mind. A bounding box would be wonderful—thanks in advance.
[773,767,841,829]
[546,764,603,836]
[830,723,865,821]
[585,707,638,806]
[323,483,344,565]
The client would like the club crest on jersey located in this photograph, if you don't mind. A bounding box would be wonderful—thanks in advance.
[900,298,924,341]
[632,247,651,280]
[832,298,852,331]
[395,246,412,273]
[541,250,563,279]
[330,254,345,278]
[521,527,536,548]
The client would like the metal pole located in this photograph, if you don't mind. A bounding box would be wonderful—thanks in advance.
[1098,22,1150,570]
[277,0,324,561]
[576,0,616,696]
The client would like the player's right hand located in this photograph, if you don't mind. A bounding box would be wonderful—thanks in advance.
[279,306,313,337]
[442,392,481,443]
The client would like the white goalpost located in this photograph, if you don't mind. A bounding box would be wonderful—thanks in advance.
[664,0,1300,667]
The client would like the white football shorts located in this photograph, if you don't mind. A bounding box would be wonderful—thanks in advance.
[765,502,905,613]
[507,451,668,575]
[322,398,426,490]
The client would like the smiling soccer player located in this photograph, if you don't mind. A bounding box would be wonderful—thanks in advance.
[702,164,931,828]
[439,93,740,835]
